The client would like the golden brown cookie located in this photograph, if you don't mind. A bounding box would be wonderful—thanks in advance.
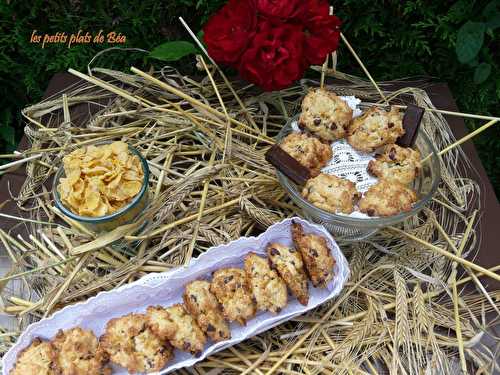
[298,88,353,141]
[347,106,405,152]
[367,144,421,185]
[244,252,288,314]
[280,132,333,176]
[183,280,231,343]
[146,304,207,355]
[100,313,173,374]
[302,173,361,214]
[210,268,256,325]
[358,180,417,217]
[10,338,57,375]
[52,328,111,375]
[266,243,309,306]
[291,222,336,288]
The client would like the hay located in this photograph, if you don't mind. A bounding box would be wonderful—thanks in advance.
[0,61,498,374]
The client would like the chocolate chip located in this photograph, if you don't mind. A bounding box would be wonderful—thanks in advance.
[389,148,396,160]
[183,342,191,351]
[313,118,321,126]
[367,209,375,216]
[223,275,234,284]
[298,122,306,130]
[388,122,394,128]
[310,249,318,257]
[219,330,225,338]
[190,294,197,302]
[343,124,348,130]
[330,122,337,130]
[276,307,282,313]
[324,271,330,276]
[270,248,280,256]
[207,324,215,332]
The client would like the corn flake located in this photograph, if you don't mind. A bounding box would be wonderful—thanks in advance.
[57,142,144,217]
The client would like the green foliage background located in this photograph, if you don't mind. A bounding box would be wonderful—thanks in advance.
[0,0,498,195]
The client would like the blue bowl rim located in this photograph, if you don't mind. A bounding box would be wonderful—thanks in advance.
[53,142,149,223]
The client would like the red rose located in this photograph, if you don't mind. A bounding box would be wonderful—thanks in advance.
[203,0,257,66]
[301,0,342,65]
[238,21,306,91]
[255,0,303,19]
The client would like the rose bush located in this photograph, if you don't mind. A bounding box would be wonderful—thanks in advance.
[203,0,341,91]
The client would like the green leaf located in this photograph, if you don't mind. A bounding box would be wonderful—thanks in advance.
[455,21,486,63]
[473,63,492,84]
[149,41,198,62]
[0,125,15,145]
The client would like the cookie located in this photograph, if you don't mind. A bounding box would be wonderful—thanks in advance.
[183,280,231,343]
[347,106,405,152]
[244,252,288,314]
[358,180,417,217]
[298,88,353,141]
[367,144,421,185]
[302,173,361,214]
[210,268,256,325]
[100,313,173,374]
[280,132,333,177]
[10,338,57,375]
[146,304,207,355]
[52,328,111,375]
[291,222,335,288]
[266,243,309,305]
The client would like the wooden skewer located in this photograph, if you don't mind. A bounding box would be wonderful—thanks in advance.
[340,32,388,104]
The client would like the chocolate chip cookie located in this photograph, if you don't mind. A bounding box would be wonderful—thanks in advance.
[358,180,417,217]
[347,106,404,152]
[52,328,111,375]
[302,173,361,214]
[280,132,333,176]
[266,242,309,305]
[367,144,421,185]
[10,338,57,375]
[183,280,231,342]
[100,313,173,374]
[244,252,288,314]
[146,304,207,355]
[298,88,353,142]
[291,222,335,288]
[210,268,256,325]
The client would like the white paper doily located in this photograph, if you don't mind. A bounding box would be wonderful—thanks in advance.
[2,217,350,375]
[291,96,379,219]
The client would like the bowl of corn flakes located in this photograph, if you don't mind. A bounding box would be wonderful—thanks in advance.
[53,141,149,232]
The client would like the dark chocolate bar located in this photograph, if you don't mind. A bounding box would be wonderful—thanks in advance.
[265,144,311,185]
[397,103,424,147]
